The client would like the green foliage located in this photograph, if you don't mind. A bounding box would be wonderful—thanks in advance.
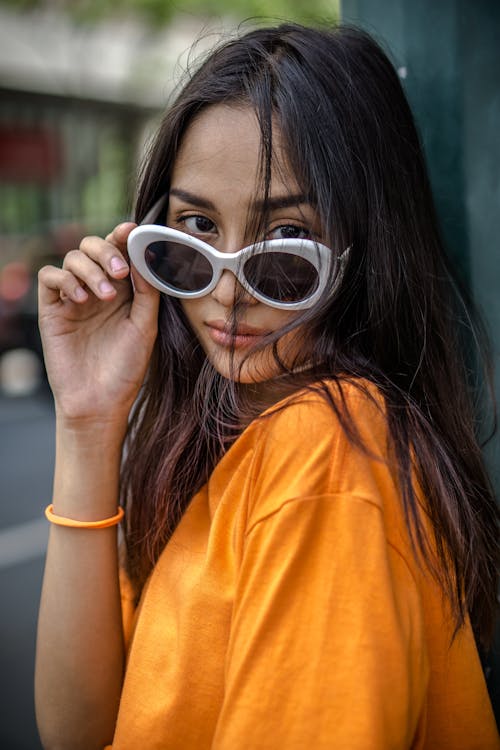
[1,0,39,10]
[0,0,339,25]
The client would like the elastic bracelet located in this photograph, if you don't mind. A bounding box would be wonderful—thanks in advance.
[44,504,124,529]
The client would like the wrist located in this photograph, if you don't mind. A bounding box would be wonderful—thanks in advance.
[55,411,129,447]
[45,503,124,528]
[53,421,125,519]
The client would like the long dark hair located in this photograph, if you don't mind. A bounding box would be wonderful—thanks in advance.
[121,23,499,646]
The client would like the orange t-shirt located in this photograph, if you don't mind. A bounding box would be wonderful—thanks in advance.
[108,382,499,749]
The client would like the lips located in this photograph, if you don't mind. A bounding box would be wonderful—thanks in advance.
[205,319,269,349]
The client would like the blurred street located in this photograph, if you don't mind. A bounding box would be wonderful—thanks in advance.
[0,392,54,750]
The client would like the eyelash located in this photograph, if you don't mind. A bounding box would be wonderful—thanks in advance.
[176,215,216,234]
[176,214,313,241]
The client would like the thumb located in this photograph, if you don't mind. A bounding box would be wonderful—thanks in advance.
[129,266,160,332]
[105,222,137,255]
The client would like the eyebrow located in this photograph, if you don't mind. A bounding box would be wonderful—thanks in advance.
[169,188,216,211]
[169,187,311,212]
[255,193,310,211]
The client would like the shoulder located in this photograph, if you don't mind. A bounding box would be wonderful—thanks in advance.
[256,378,388,447]
[236,379,399,525]
[249,378,391,478]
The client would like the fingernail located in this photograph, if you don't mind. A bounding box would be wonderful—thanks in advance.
[110,256,127,273]
[74,285,87,300]
[99,280,115,295]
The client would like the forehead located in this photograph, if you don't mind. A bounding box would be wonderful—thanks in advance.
[170,104,301,197]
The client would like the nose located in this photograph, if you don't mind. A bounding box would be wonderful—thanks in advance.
[211,269,256,308]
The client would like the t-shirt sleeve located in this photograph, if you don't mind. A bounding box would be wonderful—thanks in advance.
[212,492,429,750]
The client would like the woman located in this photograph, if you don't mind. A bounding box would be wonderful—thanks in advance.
[35,23,499,749]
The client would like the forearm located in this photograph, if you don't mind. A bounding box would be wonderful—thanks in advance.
[35,421,127,750]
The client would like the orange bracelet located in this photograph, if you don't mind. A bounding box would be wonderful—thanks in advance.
[44,504,124,529]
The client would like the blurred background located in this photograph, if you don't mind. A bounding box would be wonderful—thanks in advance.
[0,0,498,747]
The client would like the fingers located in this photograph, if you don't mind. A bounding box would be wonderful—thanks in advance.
[62,248,122,301]
[66,222,137,289]
[38,223,160,326]
[38,224,135,307]
[78,229,134,280]
[38,265,89,308]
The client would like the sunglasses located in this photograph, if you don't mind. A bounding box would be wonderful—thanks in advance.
[127,198,350,311]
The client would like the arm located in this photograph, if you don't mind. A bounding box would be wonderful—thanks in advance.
[35,423,125,750]
[35,224,159,750]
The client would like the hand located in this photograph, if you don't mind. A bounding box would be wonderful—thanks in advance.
[38,222,160,429]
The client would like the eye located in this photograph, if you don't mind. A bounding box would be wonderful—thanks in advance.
[267,224,312,241]
[182,215,216,234]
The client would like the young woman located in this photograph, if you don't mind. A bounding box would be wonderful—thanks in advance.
[35,22,499,750]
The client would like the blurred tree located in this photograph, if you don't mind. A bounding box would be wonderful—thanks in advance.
[0,0,339,25]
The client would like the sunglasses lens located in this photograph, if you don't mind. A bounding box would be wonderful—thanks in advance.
[244,252,319,303]
[145,241,213,292]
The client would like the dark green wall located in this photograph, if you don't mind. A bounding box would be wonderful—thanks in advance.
[341,0,500,479]
[342,0,500,719]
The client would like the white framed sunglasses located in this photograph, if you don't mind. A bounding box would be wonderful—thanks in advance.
[128,197,350,311]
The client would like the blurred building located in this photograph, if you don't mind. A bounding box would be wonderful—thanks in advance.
[0,5,213,252]
[0,5,211,384]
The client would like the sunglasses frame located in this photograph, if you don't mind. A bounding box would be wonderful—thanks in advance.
[128,196,350,310]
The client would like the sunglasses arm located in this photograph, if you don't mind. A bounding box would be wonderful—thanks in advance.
[137,195,168,225]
